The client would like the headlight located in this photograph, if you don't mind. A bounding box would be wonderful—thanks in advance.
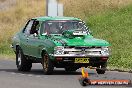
[101,47,109,56]
[54,46,64,55]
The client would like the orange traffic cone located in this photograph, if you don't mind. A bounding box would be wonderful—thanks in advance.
[79,67,91,86]
[81,67,89,78]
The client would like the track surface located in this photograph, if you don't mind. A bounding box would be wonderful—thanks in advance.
[0,59,132,88]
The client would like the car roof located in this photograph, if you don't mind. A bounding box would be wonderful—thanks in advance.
[32,16,82,21]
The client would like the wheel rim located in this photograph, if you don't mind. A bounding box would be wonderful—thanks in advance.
[18,51,22,66]
[43,54,49,71]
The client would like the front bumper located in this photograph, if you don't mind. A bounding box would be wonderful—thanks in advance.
[52,53,109,57]
[52,47,109,68]
[53,57,108,68]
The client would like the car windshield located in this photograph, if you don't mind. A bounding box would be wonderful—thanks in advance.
[42,20,89,35]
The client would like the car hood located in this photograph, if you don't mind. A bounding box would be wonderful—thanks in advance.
[50,35,110,47]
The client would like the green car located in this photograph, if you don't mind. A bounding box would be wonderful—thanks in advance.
[11,16,110,75]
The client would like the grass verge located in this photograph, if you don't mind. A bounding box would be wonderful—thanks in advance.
[87,5,132,69]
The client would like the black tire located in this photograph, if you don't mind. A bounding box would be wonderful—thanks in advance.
[16,47,32,71]
[65,67,77,72]
[96,69,105,74]
[42,53,54,75]
[96,63,107,74]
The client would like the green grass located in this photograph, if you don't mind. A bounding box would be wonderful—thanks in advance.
[87,5,132,69]
[0,43,12,54]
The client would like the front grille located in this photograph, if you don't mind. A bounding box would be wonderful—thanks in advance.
[54,46,109,57]
[63,46,101,55]
[65,46,101,49]
[74,46,101,49]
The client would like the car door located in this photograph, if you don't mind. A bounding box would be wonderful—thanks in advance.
[27,21,41,58]
[20,20,34,55]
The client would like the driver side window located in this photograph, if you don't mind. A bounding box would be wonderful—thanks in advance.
[24,20,34,35]
[23,20,40,36]
[30,21,40,35]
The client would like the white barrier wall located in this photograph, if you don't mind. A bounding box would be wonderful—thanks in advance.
[58,3,63,17]
[48,0,58,16]
[47,0,63,17]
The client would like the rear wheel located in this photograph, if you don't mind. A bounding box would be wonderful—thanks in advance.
[42,53,54,75]
[16,47,32,71]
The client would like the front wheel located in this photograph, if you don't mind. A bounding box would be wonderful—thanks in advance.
[42,53,54,75]
[16,47,32,71]
[96,63,107,74]
[96,69,106,74]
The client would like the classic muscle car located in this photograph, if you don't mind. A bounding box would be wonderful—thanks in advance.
[11,16,110,74]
